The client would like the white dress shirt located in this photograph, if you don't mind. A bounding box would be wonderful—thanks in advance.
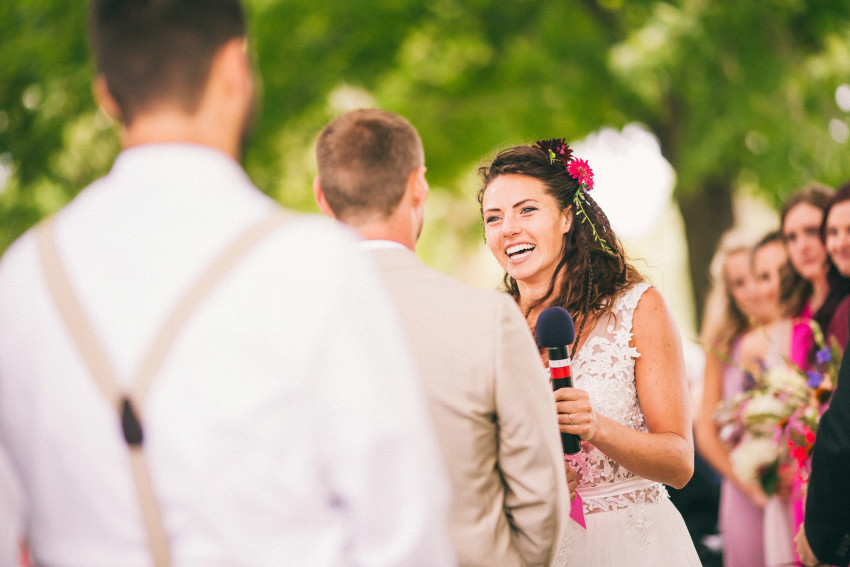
[0,144,455,567]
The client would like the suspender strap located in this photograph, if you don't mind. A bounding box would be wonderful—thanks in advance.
[37,210,289,567]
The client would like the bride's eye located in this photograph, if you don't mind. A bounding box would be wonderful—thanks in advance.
[520,206,537,214]
[485,215,501,224]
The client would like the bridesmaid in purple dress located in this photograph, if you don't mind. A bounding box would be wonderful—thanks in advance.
[697,230,794,567]
[737,233,803,566]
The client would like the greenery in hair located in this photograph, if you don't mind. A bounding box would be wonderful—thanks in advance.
[533,138,612,255]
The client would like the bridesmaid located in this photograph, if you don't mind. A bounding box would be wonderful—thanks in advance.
[738,231,799,373]
[780,183,835,367]
[696,230,789,567]
[794,181,850,565]
[781,183,848,561]
[737,231,805,567]
[820,182,850,349]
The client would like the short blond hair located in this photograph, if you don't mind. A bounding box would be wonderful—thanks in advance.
[315,109,424,221]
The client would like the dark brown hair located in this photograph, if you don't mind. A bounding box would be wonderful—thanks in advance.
[820,181,850,242]
[780,182,834,229]
[779,183,835,318]
[477,144,643,321]
[816,180,850,334]
[89,0,246,124]
[315,109,424,221]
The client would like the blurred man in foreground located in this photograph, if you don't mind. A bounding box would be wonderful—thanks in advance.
[0,2,454,565]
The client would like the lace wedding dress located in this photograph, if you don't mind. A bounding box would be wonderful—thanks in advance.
[553,283,701,566]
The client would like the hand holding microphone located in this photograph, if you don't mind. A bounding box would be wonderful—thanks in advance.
[536,306,582,455]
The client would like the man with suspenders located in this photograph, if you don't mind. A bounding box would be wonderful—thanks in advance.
[0,1,455,565]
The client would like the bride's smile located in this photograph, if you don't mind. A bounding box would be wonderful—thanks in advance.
[505,242,536,263]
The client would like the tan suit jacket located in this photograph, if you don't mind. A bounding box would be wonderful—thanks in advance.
[369,246,568,567]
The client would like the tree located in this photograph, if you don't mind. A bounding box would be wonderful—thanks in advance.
[2,1,850,322]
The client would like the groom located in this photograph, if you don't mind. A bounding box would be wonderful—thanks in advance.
[314,108,572,567]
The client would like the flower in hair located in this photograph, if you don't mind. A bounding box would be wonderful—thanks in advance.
[535,138,573,168]
[567,159,594,191]
[533,138,609,253]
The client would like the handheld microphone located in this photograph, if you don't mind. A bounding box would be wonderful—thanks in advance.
[536,306,581,455]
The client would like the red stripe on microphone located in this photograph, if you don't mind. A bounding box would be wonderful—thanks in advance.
[549,365,571,380]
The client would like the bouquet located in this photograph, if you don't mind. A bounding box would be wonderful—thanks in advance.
[715,321,839,495]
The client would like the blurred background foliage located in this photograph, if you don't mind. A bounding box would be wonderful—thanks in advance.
[2,0,850,329]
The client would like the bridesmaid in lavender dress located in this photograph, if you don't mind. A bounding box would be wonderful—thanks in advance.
[696,230,765,567]
[738,233,801,567]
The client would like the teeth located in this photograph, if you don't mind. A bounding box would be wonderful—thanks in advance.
[507,243,535,256]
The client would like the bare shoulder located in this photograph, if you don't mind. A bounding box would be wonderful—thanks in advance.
[631,286,678,339]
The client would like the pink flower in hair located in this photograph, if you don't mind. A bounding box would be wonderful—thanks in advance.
[568,159,594,191]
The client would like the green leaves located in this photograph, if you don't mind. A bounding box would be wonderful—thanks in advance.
[1,0,850,294]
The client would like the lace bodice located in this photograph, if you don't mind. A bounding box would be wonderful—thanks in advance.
[562,282,668,513]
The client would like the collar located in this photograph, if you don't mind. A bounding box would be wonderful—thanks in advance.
[357,239,409,251]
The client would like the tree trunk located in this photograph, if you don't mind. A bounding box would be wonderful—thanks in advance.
[677,179,735,331]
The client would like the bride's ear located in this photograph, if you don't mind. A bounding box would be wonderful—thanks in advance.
[560,206,573,234]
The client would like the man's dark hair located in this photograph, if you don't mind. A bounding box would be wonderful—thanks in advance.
[89,0,246,124]
[315,109,424,221]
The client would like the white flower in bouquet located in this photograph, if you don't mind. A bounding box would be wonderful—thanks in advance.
[761,364,809,401]
[718,421,738,445]
[742,392,789,427]
[729,435,783,485]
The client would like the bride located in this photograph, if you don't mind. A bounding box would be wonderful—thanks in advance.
[478,139,700,565]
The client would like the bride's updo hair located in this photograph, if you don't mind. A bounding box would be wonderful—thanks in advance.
[477,143,643,320]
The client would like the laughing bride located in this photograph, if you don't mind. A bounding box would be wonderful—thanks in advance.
[478,139,700,566]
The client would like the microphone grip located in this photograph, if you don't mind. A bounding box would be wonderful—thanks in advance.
[560,431,581,455]
[551,377,580,455]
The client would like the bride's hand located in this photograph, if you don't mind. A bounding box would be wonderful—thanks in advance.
[554,387,597,442]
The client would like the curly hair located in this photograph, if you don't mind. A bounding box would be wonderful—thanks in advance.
[477,144,643,323]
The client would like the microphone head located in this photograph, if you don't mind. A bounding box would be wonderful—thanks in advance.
[536,306,576,348]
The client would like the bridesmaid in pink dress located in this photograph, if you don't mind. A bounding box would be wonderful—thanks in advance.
[780,184,839,560]
[696,230,768,567]
[737,233,804,566]
[699,230,805,566]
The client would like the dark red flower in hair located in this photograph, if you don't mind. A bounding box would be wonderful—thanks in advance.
[534,138,573,168]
